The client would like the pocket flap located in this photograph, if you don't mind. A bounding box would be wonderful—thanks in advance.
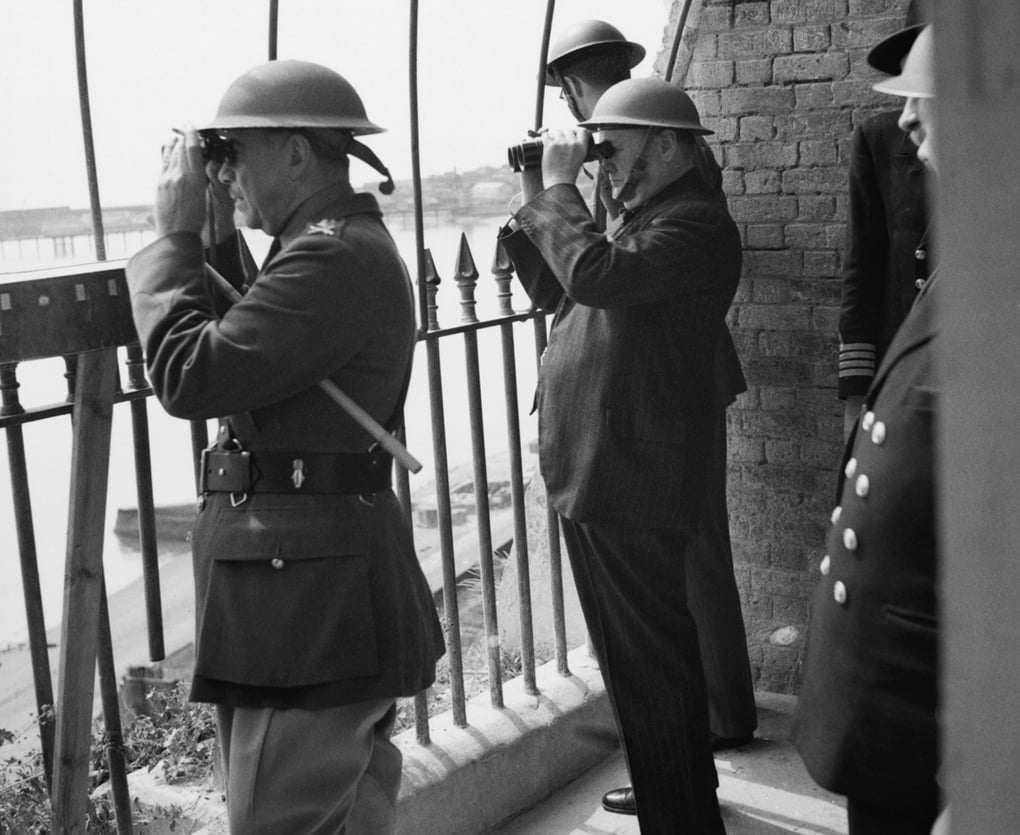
[205,506,372,562]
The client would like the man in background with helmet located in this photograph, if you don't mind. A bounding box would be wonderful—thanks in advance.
[792,25,947,835]
[499,77,741,833]
[543,20,757,818]
[126,60,443,834]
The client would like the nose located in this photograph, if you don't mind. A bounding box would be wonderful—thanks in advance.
[217,161,234,185]
[898,97,920,135]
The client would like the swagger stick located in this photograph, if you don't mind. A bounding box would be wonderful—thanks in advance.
[203,263,423,473]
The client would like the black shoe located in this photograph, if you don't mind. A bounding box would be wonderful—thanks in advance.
[710,732,754,751]
[601,786,637,815]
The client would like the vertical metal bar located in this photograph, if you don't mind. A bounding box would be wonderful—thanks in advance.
[461,330,502,707]
[126,345,165,662]
[408,0,430,337]
[408,0,451,732]
[453,238,503,706]
[664,0,697,83]
[97,583,132,833]
[394,433,433,745]
[0,363,55,789]
[426,337,466,726]
[72,0,106,260]
[532,315,569,675]
[267,0,279,60]
[498,320,538,693]
[534,0,558,131]
[52,348,118,835]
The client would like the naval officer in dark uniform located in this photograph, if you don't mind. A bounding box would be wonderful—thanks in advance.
[793,25,945,835]
[127,60,443,834]
[838,0,932,438]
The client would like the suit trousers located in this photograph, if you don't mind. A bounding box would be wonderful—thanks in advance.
[688,412,757,739]
[560,518,725,834]
[216,698,401,834]
[847,797,937,835]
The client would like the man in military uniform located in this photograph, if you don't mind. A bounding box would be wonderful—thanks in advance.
[500,77,739,833]
[127,60,444,834]
[838,0,931,438]
[544,22,757,817]
[792,26,946,834]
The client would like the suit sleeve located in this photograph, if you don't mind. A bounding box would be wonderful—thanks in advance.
[502,183,739,309]
[839,123,884,399]
[127,230,374,419]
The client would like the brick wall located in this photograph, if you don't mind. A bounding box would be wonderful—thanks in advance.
[662,0,913,692]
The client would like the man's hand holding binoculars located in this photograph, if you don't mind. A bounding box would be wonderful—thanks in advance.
[156,125,235,245]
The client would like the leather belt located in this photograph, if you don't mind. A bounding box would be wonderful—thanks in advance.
[200,449,392,495]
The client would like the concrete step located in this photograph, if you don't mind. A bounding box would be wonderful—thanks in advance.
[491,692,847,835]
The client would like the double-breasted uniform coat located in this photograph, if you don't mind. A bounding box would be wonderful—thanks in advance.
[793,273,941,827]
[839,109,931,398]
[500,170,741,833]
[127,183,444,711]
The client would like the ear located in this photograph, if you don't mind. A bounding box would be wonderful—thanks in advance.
[558,75,579,99]
[285,133,313,178]
[657,128,679,162]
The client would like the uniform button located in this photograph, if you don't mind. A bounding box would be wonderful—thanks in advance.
[871,421,887,445]
[844,457,858,479]
[833,581,848,605]
[843,528,858,551]
[915,248,927,261]
[855,474,870,498]
[271,558,285,570]
[831,506,842,525]
[820,555,831,576]
[915,278,926,290]
[861,411,875,432]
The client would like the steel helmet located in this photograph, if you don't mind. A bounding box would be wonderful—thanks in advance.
[204,60,384,134]
[578,78,713,134]
[873,25,934,99]
[545,19,645,85]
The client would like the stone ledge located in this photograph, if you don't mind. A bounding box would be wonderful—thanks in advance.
[138,646,614,835]
[395,646,616,835]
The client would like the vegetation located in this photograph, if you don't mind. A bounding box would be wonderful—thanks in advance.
[0,681,216,833]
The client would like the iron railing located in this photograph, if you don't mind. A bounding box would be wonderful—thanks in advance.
[0,0,683,830]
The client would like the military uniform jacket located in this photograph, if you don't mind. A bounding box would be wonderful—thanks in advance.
[499,172,743,530]
[127,183,444,709]
[839,109,930,398]
[793,275,941,819]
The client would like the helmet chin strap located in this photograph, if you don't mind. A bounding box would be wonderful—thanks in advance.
[344,135,395,194]
[613,127,656,207]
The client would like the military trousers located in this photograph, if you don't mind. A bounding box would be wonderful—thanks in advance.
[560,517,726,835]
[216,697,401,834]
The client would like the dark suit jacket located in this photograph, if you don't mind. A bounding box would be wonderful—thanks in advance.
[839,109,930,398]
[793,275,940,820]
[127,183,444,709]
[500,171,742,530]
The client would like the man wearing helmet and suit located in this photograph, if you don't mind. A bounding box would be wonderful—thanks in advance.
[126,60,443,834]
[792,25,946,835]
[546,27,757,813]
[499,77,739,833]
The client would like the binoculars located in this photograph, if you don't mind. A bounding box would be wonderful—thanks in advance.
[507,136,615,172]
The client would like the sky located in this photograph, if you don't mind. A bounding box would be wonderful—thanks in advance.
[0,0,672,212]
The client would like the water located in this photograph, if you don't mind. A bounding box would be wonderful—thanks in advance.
[0,214,540,646]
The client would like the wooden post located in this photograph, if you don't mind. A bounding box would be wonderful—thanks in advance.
[51,348,117,834]
[935,3,1020,831]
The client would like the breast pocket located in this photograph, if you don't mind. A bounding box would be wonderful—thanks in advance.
[194,505,380,688]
